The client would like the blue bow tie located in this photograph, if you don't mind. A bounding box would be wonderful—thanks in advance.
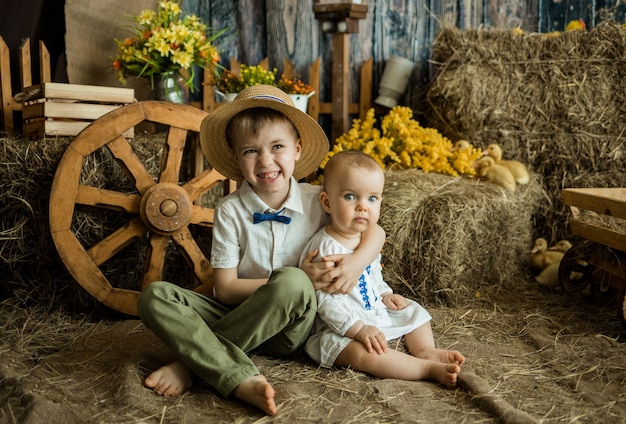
[253,209,292,224]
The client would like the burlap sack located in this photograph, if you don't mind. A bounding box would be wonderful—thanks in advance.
[64,0,156,100]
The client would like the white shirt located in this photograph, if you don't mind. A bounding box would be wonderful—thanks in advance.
[211,177,327,278]
[301,228,432,367]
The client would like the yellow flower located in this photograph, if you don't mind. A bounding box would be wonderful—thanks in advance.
[321,106,480,177]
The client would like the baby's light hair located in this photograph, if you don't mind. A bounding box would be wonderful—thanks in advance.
[323,150,382,189]
[225,108,299,149]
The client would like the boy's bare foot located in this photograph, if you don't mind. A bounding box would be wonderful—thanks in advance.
[415,347,465,366]
[430,362,461,389]
[145,359,193,396]
[233,375,277,416]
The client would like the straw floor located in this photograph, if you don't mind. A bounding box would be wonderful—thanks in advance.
[2,275,625,423]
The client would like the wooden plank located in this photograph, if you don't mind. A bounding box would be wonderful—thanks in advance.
[23,101,125,120]
[331,32,350,143]
[308,57,321,120]
[569,220,626,253]
[25,120,89,136]
[39,40,51,83]
[267,0,319,77]
[19,38,32,89]
[561,188,626,220]
[0,36,17,132]
[34,82,135,103]
[23,119,134,138]
[359,57,372,119]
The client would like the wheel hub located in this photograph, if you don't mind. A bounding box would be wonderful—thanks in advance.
[141,183,192,235]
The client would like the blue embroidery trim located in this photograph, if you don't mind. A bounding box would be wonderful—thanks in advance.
[359,265,373,310]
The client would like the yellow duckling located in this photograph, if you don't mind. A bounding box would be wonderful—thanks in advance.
[473,156,516,192]
[534,240,572,288]
[549,239,573,253]
[483,144,530,185]
[529,238,564,271]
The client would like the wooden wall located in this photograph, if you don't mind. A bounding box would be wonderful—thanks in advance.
[183,0,626,117]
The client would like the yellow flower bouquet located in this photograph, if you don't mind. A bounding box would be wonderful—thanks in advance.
[112,0,224,92]
[321,106,482,177]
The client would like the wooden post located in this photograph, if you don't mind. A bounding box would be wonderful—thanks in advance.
[0,36,51,134]
[313,2,368,142]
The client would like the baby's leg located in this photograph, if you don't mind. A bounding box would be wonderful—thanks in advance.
[335,341,460,388]
[232,375,277,416]
[145,359,193,396]
[405,322,465,365]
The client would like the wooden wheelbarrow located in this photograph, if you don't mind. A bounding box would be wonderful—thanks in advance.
[559,188,626,328]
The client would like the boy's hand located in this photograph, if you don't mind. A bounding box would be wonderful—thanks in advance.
[354,324,387,354]
[301,249,337,291]
[382,293,408,310]
[319,253,362,294]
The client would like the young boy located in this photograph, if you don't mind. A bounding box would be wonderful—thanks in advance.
[137,85,385,416]
[300,150,465,388]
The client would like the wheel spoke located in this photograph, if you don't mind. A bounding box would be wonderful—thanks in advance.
[142,233,170,290]
[182,168,228,202]
[106,135,156,193]
[172,227,213,293]
[159,127,187,183]
[189,205,215,228]
[87,217,147,266]
[76,184,141,213]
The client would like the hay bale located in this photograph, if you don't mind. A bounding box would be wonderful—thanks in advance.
[425,23,626,242]
[380,169,546,307]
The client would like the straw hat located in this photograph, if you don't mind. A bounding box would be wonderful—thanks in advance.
[199,84,329,181]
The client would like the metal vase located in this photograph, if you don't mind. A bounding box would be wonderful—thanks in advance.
[150,73,189,104]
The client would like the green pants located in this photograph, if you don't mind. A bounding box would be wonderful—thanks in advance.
[137,267,316,398]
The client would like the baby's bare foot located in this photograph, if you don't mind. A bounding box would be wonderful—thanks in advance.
[416,347,465,365]
[431,362,461,389]
[233,375,277,416]
[145,359,193,396]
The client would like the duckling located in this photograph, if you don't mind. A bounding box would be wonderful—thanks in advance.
[451,140,471,152]
[529,237,564,271]
[549,239,573,253]
[535,239,574,288]
[473,156,516,192]
[483,144,530,185]
[535,262,561,289]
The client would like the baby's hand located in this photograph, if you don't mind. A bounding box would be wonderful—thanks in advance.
[382,293,408,310]
[354,325,387,354]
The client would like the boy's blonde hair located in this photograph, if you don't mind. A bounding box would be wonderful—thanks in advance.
[225,108,299,149]
[323,150,382,190]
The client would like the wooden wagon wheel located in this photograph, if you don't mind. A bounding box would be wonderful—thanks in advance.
[559,240,615,303]
[49,101,231,316]
[558,240,605,303]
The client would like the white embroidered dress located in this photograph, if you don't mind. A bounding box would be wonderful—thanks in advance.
[300,228,432,367]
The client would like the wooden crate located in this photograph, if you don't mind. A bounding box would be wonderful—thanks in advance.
[22,83,135,138]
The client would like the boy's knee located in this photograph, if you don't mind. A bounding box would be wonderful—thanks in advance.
[137,280,170,318]
[266,267,315,303]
